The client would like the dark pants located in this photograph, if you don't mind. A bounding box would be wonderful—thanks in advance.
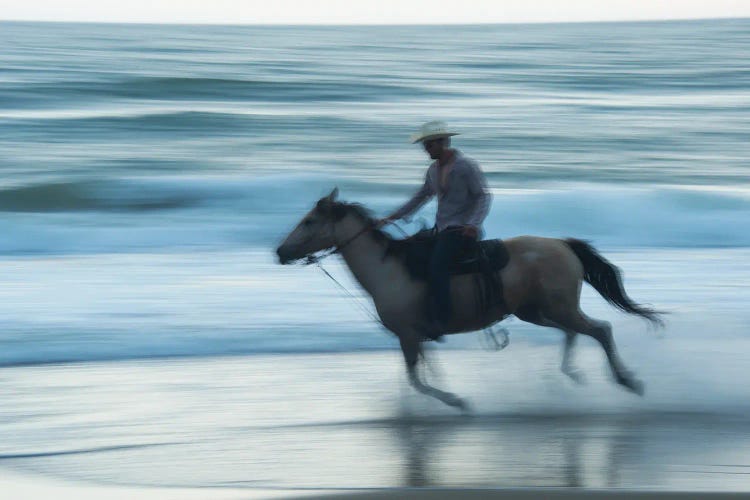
[428,227,477,329]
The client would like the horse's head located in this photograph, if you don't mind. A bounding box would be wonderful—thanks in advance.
[276,188,347,264]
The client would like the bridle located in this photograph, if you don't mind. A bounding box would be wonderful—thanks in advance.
[302,219,374,266]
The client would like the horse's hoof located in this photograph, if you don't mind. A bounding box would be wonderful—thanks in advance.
[623,377,645,397]
[448,396,463,408]
[563,369,586,385]
[445,394,470,412]
[456,399,473,415]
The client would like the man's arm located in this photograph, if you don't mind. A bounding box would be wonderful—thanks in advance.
[386,175,435,222]
[464,161,491,231]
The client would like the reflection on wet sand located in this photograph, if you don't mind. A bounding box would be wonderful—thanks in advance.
[376,412,748,489]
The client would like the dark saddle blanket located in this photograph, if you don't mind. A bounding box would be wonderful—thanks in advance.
[395,229,510,281]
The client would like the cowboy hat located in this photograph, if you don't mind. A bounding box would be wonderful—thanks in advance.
[409,120,460,144]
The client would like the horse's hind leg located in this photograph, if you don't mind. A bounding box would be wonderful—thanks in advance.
[543,307,644,396]
[561,331,585,384]
[515,307,584,384]
[398,335,469,412]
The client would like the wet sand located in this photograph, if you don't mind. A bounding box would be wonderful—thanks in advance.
[296,491,749,499]
[3,469,748,500]
[1,349,749,496]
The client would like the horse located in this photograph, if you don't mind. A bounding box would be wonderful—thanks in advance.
[276,188,664,411]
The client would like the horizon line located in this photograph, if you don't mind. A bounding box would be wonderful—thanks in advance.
[0,15,748,28]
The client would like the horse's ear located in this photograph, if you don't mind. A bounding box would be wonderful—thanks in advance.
[315,188,346,220]
[316,188,340,214]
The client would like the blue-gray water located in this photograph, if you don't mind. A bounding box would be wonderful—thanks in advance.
[0,19,748,363]
[0,19,749,493]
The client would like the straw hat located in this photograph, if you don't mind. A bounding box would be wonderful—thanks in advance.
[409,120,460,143]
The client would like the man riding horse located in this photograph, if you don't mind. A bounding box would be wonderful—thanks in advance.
[378,121,492,340]
[277,124,662,409]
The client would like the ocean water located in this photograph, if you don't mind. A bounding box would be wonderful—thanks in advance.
[0,19,749,492]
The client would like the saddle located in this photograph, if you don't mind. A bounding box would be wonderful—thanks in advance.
[388,228,510,319]
[397,228,510,281]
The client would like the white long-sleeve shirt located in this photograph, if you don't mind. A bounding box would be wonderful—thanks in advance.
[390,150,491,234]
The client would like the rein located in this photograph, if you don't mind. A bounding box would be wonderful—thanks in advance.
[301,221,385,326]
[313,261,384,327]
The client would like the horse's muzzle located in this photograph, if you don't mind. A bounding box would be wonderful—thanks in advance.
[276,245,293,265]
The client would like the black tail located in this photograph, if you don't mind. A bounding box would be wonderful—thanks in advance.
[564,238,665,327]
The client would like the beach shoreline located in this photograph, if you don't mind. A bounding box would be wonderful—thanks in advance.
[3,467,749,500]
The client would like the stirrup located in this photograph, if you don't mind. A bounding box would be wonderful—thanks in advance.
[482,325,510,351]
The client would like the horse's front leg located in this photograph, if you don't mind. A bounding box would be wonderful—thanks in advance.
[398,335,469,412]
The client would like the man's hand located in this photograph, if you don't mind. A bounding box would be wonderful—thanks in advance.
[375,217,394,229]
[461,225,479,239]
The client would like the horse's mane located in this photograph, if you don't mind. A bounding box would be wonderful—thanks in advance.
[336,201,417,258]
[335,202,438,258]
[337,201,393,245]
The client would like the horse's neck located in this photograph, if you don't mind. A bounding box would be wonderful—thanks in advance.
[335,217,402,299]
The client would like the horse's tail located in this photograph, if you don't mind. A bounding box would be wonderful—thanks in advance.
[564,238,665,327]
